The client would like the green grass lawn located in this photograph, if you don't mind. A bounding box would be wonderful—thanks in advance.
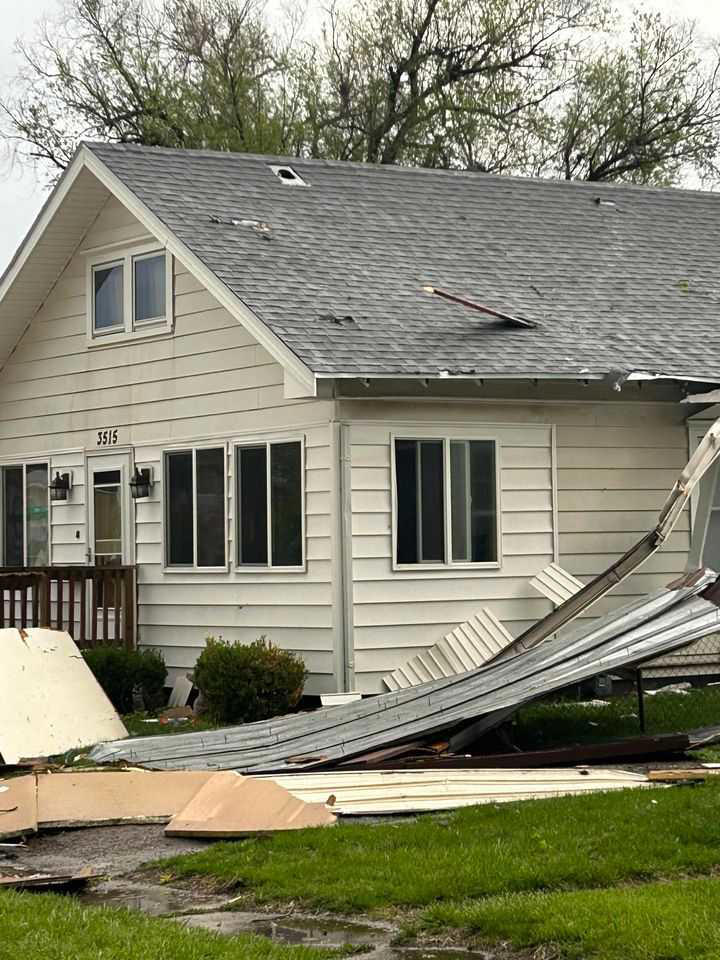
[160,781,720,913]
[122,712,220,738]
[0,890,342,960]
[417,875,720,960]
[512,685,720,749]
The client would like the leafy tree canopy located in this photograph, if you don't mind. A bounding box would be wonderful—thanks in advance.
[2,0,719,186]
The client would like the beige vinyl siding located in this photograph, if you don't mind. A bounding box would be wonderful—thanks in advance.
[338,401,556,693]
[339,398,695,693]
[0,196,337,693]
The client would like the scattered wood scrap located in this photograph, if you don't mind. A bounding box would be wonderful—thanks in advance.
[647,769,720,783]
[0,867,96,892]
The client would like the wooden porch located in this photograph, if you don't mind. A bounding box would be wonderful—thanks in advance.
[0,566,136,649]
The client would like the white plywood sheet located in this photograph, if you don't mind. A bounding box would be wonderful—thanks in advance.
[0,629,128,764]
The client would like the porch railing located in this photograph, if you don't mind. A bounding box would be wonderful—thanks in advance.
[0,565,136,649]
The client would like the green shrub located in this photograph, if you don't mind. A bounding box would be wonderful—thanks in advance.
[193,637,307,724]
[83,646,167,714]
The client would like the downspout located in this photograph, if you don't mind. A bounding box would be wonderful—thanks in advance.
[338,421,355,691]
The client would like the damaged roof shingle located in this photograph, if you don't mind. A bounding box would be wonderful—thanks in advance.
[87,142,720,382]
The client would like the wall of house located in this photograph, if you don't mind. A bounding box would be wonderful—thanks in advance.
[337,396,693,693]
[0,195,340,693]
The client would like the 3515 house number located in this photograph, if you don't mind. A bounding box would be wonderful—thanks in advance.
[97,429,119,447]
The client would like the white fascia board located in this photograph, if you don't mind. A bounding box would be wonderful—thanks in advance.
[79,146,317,398]
[0,151,90,305]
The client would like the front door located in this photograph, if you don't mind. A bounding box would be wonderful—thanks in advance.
[86,452,133,567]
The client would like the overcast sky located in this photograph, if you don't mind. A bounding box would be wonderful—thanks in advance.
[1,0,720,274]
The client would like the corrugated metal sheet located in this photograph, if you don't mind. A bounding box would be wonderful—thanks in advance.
[530,563,584,606]
[263,768,650,814]
[89,569,720,773]
[383,608,514,691]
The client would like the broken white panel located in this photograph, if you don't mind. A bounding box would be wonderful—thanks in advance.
[0,629,128,764]
[167,674,194,708]
[266,768,651,815]
[530,562,584,606]
[320,693,363,707]
[383,608,515,691]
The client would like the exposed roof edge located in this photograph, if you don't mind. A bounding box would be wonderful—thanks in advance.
[80,147,316,397]
[322,371,719,386]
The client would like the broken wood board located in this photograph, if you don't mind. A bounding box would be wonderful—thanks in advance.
[262,768,651,815]
[647,768,720,783]
[0,775,37,840]
[0,867,95,891]
[165,772,337,837]
[0,629,127,764]
[36,770,215,828]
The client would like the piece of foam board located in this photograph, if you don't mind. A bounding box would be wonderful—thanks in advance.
[37,771,215,828]
[0,629,128,764]
[165,772,337,837]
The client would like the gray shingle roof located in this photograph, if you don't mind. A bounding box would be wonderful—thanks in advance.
[87,142,720,382]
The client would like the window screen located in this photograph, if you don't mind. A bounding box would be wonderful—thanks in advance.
[134,254,166,323]
[93,262,124,331]
[167,452,193,565]
[196,448,225,567]
[238,446,268,564]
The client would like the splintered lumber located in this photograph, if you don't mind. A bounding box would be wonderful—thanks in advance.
[0,868,96,891]
[0,628,127,764]
[0,776,37,840]
[264,768,651,815]
[165,773,336,837]
[647,769,720,783]
[36,771,215,828]
[89,569,720,774]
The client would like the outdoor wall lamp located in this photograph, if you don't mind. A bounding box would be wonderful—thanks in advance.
[49,471,72,502]
[129,466,154,500]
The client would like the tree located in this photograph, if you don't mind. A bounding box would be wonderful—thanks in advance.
[2,0,720,188]
[0,0,303,173]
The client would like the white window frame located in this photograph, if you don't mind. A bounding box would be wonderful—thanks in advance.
[86,242,174,344]
[233,436,306,572]
[163,444,228,572]
[390,431,502,572]
[0,461,50,567]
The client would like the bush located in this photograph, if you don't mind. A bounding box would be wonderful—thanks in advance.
[83,646,167,714]
[193,636,307,724]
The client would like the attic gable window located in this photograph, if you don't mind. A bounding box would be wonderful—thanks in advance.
[87,243,173,343]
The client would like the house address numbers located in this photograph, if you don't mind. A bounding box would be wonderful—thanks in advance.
[96,429,119,447]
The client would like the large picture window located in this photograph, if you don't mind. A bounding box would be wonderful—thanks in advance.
[165,447,226,569]
[1,463,49,567]
[236,440,304,568]
[394,437,498,567]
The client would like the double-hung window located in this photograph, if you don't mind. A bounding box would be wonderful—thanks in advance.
[89,244,172,341]
[236,440,304,568]
[165,447,227,569]
[1,463,49,567]
[394,437,499,567]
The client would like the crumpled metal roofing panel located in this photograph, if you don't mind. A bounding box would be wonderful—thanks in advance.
[89,570,720,773]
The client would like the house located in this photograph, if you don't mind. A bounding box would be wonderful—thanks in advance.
[1,141,719,695]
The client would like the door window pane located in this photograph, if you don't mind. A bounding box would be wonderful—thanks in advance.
[3,466,23,566]
[196,448,225,567]
[704,511,720,570]
[167,452,193,565]
[134,254,166,323]
[26,464,49,566]
[93,263,124,331]
[238,446,268,564]
[94,471,122,566]
[271,442,302,567]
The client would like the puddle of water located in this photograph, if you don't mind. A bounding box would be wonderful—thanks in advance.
[181,912,387,947]
[78,880,229,917]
